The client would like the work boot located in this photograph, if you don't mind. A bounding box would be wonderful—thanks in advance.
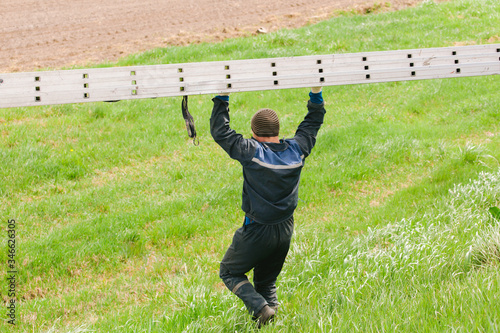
[254,305,275,328]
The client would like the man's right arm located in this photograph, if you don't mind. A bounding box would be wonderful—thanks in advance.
[293,88,327,158]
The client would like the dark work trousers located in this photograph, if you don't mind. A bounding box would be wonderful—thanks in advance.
[219,216,294,316]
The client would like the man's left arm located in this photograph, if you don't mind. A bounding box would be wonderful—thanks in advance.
[210,95,256,162]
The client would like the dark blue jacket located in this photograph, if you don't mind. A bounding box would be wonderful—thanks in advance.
[210,93,326,224]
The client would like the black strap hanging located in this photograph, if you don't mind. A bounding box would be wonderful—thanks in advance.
[181,95,199,145]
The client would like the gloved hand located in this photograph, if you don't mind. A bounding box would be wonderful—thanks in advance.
[311,87,322,94]
[215,92,230,102]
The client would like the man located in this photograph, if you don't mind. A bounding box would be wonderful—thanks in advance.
[210,87,326,328]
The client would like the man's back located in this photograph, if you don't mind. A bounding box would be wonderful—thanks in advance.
[210,93,326,224]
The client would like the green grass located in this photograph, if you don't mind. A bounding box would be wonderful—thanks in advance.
[1,0,500,331]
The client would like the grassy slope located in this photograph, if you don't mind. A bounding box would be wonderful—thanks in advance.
[1,0,500,331]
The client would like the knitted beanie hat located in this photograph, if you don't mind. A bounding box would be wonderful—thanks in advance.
[251,108,280,137]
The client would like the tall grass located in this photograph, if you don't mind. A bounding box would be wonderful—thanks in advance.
[0,0,499,331]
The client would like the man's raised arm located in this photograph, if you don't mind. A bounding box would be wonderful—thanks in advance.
[293,87,327,158]
[209,95,256,162]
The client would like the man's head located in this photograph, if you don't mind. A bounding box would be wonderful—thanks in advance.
[251,108,280,139]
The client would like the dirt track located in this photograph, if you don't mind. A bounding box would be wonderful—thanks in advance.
[2,0,426,73]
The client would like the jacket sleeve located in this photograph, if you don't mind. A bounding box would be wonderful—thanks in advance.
[293,92,326,158]
[210,97,256,163]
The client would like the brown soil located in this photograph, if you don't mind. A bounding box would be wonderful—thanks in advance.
[1,0,427,73]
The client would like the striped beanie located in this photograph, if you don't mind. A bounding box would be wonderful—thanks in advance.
[251,108,280,137]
